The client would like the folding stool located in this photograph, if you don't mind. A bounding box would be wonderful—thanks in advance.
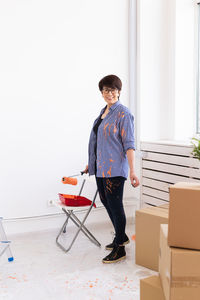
[0,217,14,262]
[54,175,101,253]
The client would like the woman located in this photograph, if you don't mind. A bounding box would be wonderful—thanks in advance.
[84,74,139,263]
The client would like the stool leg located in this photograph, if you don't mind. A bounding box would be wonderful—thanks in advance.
[69,212,101,247]
[66,205,100,251]
[56,217,71,251]
[56,206,101,252]
[62,209,72,233]
[0,218,14,262]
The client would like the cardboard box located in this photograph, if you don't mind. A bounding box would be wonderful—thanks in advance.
[135,206,168,271]
[159,224,200,300]
[168,182,200,250]
[140,275,165,300]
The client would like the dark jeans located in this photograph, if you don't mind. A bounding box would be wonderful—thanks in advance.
[95,176,126,245]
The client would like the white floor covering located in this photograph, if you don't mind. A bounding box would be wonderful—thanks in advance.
[0,220,156,300]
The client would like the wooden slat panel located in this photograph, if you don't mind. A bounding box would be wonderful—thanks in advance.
[141,142,192,156]
[141,142,200,207]
[141,203,156,208]
[143,152,200,168]
[143,186,169,201]
[142,177,170,192]
[142,194,169,206]
[142,160,200,179]
[142,169,199,184]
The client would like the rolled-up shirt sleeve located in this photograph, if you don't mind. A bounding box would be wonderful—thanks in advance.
[119,112,135,152]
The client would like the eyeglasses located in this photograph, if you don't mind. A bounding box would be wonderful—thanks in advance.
[102,88,118,94]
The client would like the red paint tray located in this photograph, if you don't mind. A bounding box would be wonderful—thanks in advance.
[58,193,96,208]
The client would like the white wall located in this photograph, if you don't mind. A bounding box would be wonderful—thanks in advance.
[174,0,196,140]
[137,0,175,141]
[138,0,196,142]
[0,0,130,221]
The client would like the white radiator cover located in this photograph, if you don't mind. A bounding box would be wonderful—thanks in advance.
[140,141,200,207]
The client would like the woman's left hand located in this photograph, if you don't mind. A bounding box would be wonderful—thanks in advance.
[130,171,140,188]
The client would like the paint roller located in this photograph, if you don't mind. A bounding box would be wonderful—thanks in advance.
[62,171,85,185]
[62,177,78,185]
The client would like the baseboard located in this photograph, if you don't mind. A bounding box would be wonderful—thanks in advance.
[3,197,139,236]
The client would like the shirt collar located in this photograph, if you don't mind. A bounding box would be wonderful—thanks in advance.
[100,100,121,115]
[109,100,121,111]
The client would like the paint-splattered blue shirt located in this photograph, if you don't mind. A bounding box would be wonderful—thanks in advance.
[88,100,135,178]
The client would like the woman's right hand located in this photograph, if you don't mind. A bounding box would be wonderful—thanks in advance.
[83,165,89,174]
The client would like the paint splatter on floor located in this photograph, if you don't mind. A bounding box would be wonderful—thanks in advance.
[0,223,156,300]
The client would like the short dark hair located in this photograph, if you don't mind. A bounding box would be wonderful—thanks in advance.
[98,75,122,92]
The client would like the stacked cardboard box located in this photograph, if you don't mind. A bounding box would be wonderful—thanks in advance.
[159,182,200,300]
[140,275,165,300]
[135,205,169,271]
[168,182,200,250]
[136,205,168,299]
[140,182,200,299]
[159,224,200,300]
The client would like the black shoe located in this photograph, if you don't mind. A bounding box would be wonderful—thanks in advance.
[102,245,126,264]
[105,234,130,250]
